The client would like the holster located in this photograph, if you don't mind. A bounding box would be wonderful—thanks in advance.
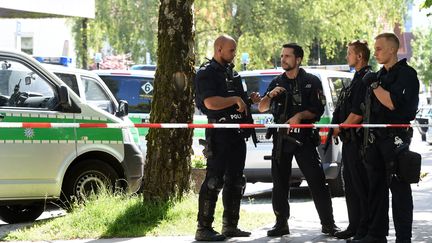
[311,128,321,147]
[199,129,213,159]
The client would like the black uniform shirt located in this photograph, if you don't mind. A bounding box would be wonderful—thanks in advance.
[194,58,238,119]
[370,58,419,124]
[349,66,370,116]
[265,68,325,124]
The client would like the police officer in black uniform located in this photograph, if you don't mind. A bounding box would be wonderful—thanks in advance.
[194,35,260,241]
[353,33,419,243]
[258,43,340,237]
[332,40,371,240]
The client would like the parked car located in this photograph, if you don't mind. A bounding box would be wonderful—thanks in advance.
[41,64,143,151]
[0,50,144,224]
[130,64,157,71]
[94,68,353,196]
[415,105,432,143]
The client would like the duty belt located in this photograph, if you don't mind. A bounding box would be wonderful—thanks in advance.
[208,116,243,123]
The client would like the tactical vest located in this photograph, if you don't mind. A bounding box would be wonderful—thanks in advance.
[270,75,303,123]
[336,66,371,123]
[195,59,249,124]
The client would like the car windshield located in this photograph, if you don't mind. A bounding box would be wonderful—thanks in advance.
[98,75,153,113]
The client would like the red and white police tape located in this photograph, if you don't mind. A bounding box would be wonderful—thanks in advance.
[0,122,430,129]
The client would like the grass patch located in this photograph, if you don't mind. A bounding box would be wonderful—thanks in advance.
[3,191,273,241]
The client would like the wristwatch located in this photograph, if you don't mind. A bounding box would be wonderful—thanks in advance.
[370,82,380,90]
[266,92,272,99]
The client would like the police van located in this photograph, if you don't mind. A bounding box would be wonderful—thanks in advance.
[240,68,353,196]
[0,50,144,224]
[41,64,143,152]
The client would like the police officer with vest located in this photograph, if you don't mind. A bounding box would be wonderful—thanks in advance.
[194,35,260,241]
[353,33,419,243]
[330,40,371,240]
[258,43,340,237]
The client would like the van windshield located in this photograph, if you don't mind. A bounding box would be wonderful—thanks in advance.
[99,75,153,113]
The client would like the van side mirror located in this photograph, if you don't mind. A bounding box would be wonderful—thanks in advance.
[116,100,129,117]
[59,85,71,109]
[25,76,32,85]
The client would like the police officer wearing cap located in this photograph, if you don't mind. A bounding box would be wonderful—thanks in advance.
[353,33,419,243]
[258,43,340,237]
[194,34,260,241]
[331,40,371,240]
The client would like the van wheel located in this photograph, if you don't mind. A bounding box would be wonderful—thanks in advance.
[0,204,44,224]
[61,160,119,205]
[328,166,344,197]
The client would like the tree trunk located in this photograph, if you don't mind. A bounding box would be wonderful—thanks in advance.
[81,18,88,69]
[143,0,195,202]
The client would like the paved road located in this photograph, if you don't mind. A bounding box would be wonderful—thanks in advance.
[1,131,432,242]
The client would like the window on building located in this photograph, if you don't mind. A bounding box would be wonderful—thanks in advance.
[20,37,33,55]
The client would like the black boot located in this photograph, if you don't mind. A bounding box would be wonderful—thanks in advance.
[195,223,226,241]
[267,218,290,237]
[196,181,224,241]
[321,223,340,236]
[221,175,250,238]
[349,235,387,243]
[222,218,251,237]
[334,228,356,239]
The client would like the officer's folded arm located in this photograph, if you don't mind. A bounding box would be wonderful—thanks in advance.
[342,113,363,126]
[373,87,395,110]
[204,96,245,112]
[287,110,317,124]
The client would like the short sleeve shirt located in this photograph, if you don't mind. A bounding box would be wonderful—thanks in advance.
[265,68,325,123]
[371,59,419,123]
[194,59,237,118]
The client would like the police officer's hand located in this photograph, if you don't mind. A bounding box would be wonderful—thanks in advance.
[362,71,378,85]
[284,113,302,134]
[268,86,286,98]
[235,97,247,114]
[249,92,261,104]
[333,127,340,138]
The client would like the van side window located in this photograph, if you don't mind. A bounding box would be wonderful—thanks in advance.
[0,59,56,109]
[54,72,80,96]
[82,76,115,114]
[99,75,153,113]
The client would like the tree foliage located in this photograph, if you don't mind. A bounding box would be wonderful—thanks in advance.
[72,0,408,69]
[194,0,408,69]
[421,0,432,10]
[411,27,432,87]
[142,0,195,201]
[71,0,158,68]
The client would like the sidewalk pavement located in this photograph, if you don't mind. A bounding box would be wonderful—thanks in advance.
[6,217,432,243]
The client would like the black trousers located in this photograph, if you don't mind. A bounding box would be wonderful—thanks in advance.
[271,135,335,226]
[364,134,413,239]
[390,176,413,241]
[342,140,368,236]
[206,128,246,174]
[197,128,246,225]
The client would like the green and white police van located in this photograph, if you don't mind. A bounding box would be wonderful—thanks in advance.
[0,50,144,224]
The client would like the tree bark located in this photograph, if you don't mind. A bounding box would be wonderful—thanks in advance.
[81,18,88,69]
[143,0,195,202]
